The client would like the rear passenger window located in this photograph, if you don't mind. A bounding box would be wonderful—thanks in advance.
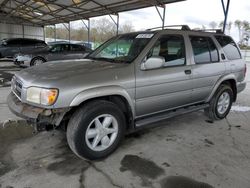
[190,36,219,64]
[147,35,186,67]
[70,45,83,51]
[215,36,241,60]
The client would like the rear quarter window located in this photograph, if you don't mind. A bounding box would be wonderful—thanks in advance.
[189,36,219,64]
[215,36,241,60]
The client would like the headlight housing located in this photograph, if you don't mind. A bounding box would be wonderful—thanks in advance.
[27,87,58,105]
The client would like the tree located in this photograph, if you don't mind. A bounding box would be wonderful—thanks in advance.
[44,18,135,44]
[219,21,224,29]
[227,21,232,35]
[119,21,135,34]
[220,21,233,35]
[234,20,243,41]
[242,20,250,31]
[209,21,217,29]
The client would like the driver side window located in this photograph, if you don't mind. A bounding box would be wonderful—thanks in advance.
[147,35,186,67]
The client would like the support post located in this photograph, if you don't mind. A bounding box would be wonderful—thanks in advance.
[54,24,56,42]
[81,19,90,45]
[63,23,71,42]
[116,14,119,36]
[22,25,25,38]
[221,0,230,33]
[68,22,71,43]
[43,26,45,41]
[155,5,166,29]
[109,13,119,36]
[88,20,90,44]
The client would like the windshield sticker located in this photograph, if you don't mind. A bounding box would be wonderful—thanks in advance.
[136,34,154,38]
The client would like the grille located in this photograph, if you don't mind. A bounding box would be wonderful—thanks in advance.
[12,76,23,99]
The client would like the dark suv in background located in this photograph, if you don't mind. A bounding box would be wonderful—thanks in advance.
[0,38,47,58]
[14,43,93,67]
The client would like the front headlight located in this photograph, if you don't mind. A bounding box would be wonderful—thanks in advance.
[27,87,58,105]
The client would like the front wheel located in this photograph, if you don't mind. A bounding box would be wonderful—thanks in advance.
[205,84,233,121]
[66,100,126,160]
[30,57,45,66]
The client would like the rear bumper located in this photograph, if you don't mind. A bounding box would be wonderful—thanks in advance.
[7,93,70,125]
[237,81,246,93]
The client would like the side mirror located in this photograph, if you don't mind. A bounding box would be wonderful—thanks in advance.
[141,56,165,70]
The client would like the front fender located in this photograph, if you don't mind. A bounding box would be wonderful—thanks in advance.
[70,86,135,117]
[205,74,237,103]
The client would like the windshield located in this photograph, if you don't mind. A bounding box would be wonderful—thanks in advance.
[88,33,154,63]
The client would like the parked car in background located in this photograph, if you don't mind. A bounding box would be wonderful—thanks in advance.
[0,38,47,58]
[14,43,93,67]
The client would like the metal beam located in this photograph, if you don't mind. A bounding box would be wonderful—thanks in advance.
[155,5,166,29]
[22,24,24,38]
[54,24,56,41]
[43,26,45,41]
[221,0,230,33]
[69,22,71,43]
[109,14,119,35]
[81,19,90,44]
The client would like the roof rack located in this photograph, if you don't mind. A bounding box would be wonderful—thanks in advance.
[146,25,191,31]
[193,29,223,34]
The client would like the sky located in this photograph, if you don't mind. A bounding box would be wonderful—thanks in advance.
[70,0,250,42]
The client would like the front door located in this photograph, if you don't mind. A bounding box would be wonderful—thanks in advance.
[135,33,193,117]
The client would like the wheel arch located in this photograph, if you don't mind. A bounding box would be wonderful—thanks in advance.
[31,56,47,65]
[206,74,237,103]
[66,87,135,131]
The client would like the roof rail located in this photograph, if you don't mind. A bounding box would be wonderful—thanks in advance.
[146,25,191,31]
[193,29,223,34]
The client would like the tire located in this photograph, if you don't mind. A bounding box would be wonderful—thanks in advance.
[66,100,126,160]
[205,84,233,121]
[30,57,45,66]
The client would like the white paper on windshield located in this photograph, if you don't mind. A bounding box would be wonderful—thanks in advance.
[136,34,154,38]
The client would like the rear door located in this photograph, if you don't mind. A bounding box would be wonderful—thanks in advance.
[20,39,36,54]
[48,44,70,61]
[214,35,244,75]
[188,35,226,103]
[135,33,193,117]
[68,44,88,59]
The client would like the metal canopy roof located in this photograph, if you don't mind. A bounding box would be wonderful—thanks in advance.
[0,0,185,26]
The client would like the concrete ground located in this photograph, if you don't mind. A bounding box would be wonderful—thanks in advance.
[0,61,250,188]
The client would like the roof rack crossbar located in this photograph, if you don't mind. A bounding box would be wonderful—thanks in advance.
[193,28,223,34]
[146,25,191,31]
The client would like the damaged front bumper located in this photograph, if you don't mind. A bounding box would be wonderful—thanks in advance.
[7,92,70,131]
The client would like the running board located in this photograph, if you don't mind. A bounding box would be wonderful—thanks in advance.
[135,104,209,129]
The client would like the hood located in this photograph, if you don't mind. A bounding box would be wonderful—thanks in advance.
[15,59,129,87]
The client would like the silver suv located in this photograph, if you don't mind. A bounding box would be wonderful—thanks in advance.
[7,27,247,160]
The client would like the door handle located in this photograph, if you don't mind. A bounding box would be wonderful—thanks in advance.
[184,69,192,75]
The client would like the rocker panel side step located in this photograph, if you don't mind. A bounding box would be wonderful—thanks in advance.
[135,104,209,129]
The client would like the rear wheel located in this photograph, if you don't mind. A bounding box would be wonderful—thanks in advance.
[205,84,233,121]
[66,100,126,160]
[30,57,45,66]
